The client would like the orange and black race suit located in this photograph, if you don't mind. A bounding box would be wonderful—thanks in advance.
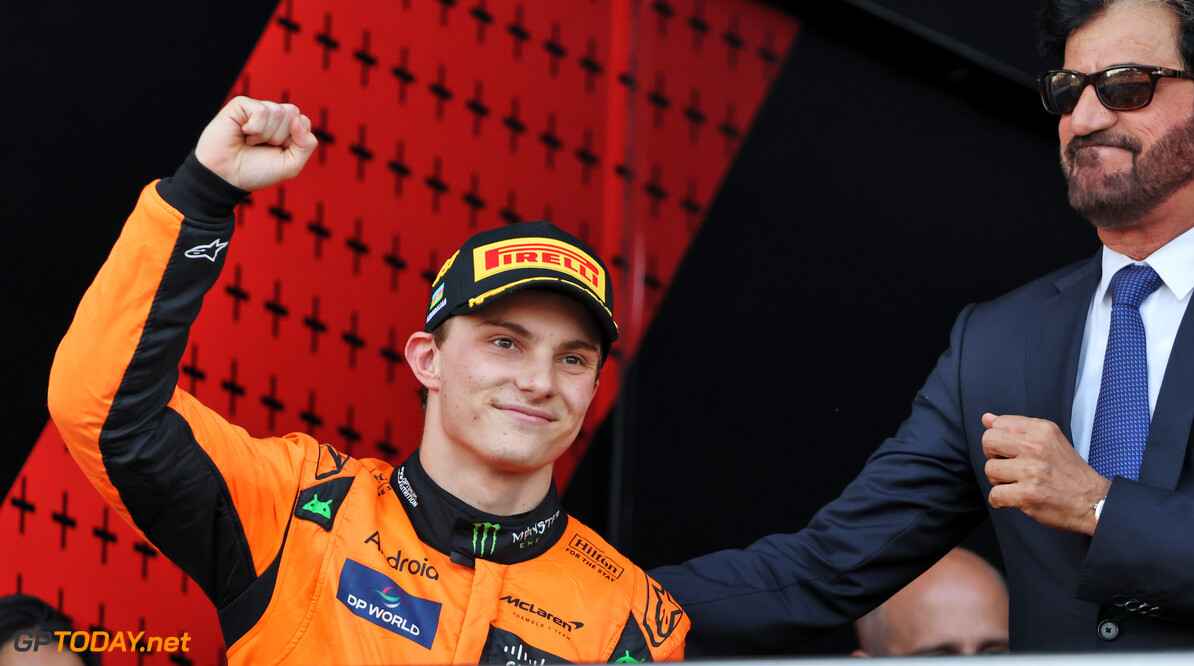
[48,155,689,665]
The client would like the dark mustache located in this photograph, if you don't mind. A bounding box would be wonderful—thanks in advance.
[1066,130,1141,162]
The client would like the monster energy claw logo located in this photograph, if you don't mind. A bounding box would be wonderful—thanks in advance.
[472,522,501,556]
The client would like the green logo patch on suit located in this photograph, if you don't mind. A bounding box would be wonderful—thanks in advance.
[295,476,355,530]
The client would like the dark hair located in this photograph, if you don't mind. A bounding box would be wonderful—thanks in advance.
[1040,0,1194,68]
[0,594,99,665]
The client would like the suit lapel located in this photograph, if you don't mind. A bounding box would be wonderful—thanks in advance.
[1026,258,1100,445]
[1140,296,1194,489]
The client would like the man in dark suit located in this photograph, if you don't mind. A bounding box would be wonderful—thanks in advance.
[651,0,1194,652]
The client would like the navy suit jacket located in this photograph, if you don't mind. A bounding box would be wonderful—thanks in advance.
[651,252,1194,653]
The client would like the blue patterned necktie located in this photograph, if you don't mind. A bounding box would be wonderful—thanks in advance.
[1089,264,1163,481]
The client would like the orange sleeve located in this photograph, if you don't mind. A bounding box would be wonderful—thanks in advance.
[635,571,691,662]
[48,169,309,607]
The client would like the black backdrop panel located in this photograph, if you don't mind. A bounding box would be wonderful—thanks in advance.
[567,4,1097,654]
[854,0,1049,77]
[2,0,280,497]
[769,0,1051,81]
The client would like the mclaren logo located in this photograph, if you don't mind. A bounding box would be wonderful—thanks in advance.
[500,595,584,633]
[472,238,605,294]
[184,238,229,262]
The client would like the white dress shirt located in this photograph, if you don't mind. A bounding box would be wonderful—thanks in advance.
[1071,225,1194,461]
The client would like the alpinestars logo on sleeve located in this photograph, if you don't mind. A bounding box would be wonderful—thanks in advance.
[643,578,684,648]
[184,239,229,262]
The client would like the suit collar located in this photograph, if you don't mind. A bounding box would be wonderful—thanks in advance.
[1141,296,1194,489]
[1099,225,1194,304]
[395,450,568,567]
[1026,255,1101,445]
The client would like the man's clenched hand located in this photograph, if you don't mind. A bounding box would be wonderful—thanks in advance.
[194,96,318,192]
[982,413,1111,535]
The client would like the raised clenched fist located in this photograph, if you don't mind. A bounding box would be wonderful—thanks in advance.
[194,96,318,192]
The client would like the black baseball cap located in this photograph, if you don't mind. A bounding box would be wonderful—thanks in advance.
[424,221,618,360]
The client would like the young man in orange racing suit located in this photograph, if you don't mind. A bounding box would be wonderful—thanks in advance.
[48,96,688,665]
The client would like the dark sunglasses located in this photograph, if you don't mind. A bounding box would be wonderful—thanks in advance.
[1037,64,1194,114]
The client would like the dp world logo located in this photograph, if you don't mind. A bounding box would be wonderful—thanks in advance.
[376,586,403,609]
[472,522,501,556]
[337,559,441,649]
